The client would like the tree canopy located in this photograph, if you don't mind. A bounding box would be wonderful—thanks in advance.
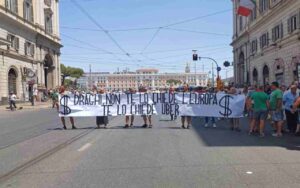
[61,64,84,85]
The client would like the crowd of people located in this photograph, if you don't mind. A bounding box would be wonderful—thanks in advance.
[42,80,300,138]
[245,81,300,137]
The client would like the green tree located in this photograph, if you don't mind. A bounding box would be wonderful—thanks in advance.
[61,64,84,85]
[166,79,182,86]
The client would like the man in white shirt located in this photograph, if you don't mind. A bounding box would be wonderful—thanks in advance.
[9,92,17,111]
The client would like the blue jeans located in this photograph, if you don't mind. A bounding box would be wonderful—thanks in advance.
[205,117,215,124]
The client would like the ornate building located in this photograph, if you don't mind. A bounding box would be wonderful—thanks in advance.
[0,0,61,103]
[231,0,300,86]
[77,68,208,91]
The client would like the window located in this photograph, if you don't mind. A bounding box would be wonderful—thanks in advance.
[7,34,19,52]
[8,68,17,95]
[44,0,52,7]
[259,32,269,49]
[24,0,33,22]
[250,6,257,22]
[259,0,269,13]
[288,15,298,33]
[24,41,34,57]
[5,0,18,14]
[239,16,243,32]
[44,9,53,34]
[251,39,258,54]
[272,24,283,42]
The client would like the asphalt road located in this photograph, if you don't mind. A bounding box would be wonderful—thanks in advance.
[0,109,300,188]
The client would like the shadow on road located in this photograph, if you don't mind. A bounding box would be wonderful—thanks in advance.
[191,117,300,151]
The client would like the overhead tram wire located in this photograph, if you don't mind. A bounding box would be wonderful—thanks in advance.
[140,27,162,54]
[163,28,230,37]
[138,8,231,55]
[71,0,139,62]
[61,33,132,63]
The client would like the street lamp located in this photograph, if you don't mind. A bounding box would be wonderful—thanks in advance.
[192,50,221,88]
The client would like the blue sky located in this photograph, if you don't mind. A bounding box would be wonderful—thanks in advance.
[59,0,233,78]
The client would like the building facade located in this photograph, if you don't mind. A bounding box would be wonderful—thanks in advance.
[231,0,300,86]
[77,68,208,91]
[0,0,61,103]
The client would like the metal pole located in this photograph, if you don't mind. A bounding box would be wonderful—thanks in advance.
[212,62,214,89]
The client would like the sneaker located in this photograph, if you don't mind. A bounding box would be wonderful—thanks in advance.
[142,124,148,128]
[259,133,265,137]
[204,123,208,128]
[295,132,300,136]
[212,123,217,128]
[124,124,129,128]
[235,127,241,132]
[272,133,282,137]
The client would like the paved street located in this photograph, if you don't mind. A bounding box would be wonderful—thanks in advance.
[0,109,300,188]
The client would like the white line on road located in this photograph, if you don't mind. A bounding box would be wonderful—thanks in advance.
[77,143,92,152]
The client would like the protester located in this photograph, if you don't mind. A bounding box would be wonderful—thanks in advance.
[270,82,284,137]
[181,84,192,129]
[283,85,298,133]
[124,88,135,128]
[58,86,77,130]
[291,96,300,136]
[169,86,177,121]
[51,89,59,109]
[9,92,17,111]
[96,89,109,129]
[228,87,241,132]
[246,86,256,132]
[139,86,153,128]
[250,86,269,137]
[204,89,216,128]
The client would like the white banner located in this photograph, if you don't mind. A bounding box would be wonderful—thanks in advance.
[59,93,246,118]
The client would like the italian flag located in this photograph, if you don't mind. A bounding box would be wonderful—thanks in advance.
[237,0,256,17]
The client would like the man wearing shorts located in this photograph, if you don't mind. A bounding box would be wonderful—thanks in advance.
[251,86,269,137]
[270,82,284,137]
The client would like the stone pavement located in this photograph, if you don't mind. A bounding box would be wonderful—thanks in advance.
[0,113,299,188]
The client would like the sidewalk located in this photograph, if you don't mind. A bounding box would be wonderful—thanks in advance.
[0,102,52,112]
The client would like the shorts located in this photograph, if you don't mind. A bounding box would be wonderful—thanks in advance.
[248,110,254,119]
[253,110,268,120]
[271,110,284,122]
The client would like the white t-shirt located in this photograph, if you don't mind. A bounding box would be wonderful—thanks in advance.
[33,89,38,96]
[10,94,17,101]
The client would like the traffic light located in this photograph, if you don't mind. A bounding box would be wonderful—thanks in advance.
[193,54,198,61]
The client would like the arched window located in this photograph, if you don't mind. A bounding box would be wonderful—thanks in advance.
[263,65,269,85]
[252,68,258,84]
[8,68,17,94]
[238,52,245,84]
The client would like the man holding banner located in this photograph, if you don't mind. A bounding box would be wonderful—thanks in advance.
[58,86,77,130]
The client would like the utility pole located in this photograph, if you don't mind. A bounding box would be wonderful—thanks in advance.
[212,63,214,89]
[89,64,92,90]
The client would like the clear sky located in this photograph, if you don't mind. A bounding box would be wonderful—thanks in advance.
[59,0,233,78]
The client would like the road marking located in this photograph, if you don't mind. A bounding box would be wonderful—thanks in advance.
[77,143,92,152]
[246,171,253,175]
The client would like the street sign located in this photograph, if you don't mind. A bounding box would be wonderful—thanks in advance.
[217,67,221,72]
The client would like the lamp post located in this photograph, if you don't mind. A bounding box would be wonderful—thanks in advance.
[192,50,221,88]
